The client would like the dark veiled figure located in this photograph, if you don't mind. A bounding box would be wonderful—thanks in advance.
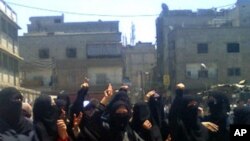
[204,92,230,141]
[0,87,33,135]
[169,86,209,141]
[33,94,61,141]
[148,94,169,141]
[0,87,37,141]
[57,93,71,117]
[100,91,132,141]
[233,106,250,124]
[131,102,162,141]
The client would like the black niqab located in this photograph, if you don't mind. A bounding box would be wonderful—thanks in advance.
[0,87,23,132]
[33,95,60,140]
[169,93,208,141]
[131,102,157,141]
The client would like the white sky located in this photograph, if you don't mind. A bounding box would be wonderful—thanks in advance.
[5,0,237,44]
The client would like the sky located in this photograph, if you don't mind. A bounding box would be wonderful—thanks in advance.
[4,0,237,44]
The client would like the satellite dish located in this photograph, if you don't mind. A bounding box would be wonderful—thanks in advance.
[238,80,246,85]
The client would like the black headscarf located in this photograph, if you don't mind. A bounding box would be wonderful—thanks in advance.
[132,102,151,128]
[109,100,131,131]
[206,92,230,141]
[57,93,70,115]
[106,91,131,111]
[131,102,155,141]
[0,87,32,135]
[148,94,165,127]
[0,87,23,126]
[207,92,230,118]
[99,91,132,141]
[233,106,250,124]
[33,94,60,141]
[169,92,208,141]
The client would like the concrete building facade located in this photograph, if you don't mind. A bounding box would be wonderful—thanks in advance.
[156,0,250,93]
[123,42,156,103]
[19,15,123,100]
[0,0,40,102]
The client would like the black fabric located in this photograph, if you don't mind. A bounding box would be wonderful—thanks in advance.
[233,106,250,124]
[0,129,38,141]
[106,91,131,113]
[169,90,208,141]
[33,94,60,141]
[0,87,32,136]
[108,101,131,131]
[98,91,132,141]
[70,87,88,120]
[57,93,71,115]
[0,87,23,129]
[205,92,230,141]
[131,102,162,141]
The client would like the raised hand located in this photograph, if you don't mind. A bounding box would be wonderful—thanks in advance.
[144,90,156,102]
[57,119,68,140]
[73,112,83,128]
[72,112,83,137]
[104,83,113,97]
[80,77,89,88]
[202,122,219,132]
[101,83,113,105]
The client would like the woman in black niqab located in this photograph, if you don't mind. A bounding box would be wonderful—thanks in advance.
[0,87,33,135]
[131,102,162,141]
[33,94,61,141]
[169,85,209,141]
[205,92,230,141]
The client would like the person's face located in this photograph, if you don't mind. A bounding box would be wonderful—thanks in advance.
[115,105,128,114]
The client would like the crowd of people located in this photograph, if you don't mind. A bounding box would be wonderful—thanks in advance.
[0,81,250,141]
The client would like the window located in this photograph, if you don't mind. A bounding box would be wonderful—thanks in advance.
[197,43,208,54]
[186,71,191,78]
[86,43,121,58]
[0,52,2,69]
[66,48,77,58]
[228,68,241,76]
[1,18,7,33]
[33,76,44,86]
[227,43,240,53]
[39,48,49,59]
[3,53,8,70]
[96,73,107,84]
[198,70,208,78]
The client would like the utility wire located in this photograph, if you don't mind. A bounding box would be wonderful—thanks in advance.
[5,1,236,18]
[6,1,158,17]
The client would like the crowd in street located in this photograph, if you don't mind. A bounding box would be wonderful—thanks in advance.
[1,81,250,141]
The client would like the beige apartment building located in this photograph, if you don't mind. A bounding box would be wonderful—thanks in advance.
[123,42,156,103]
[0,0,40,102]
[19,15,123,100]
[156,0,250,93]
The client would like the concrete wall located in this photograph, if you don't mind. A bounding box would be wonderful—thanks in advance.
[19,17,123,96]
[168,27,250,90]
[157,1,250,92]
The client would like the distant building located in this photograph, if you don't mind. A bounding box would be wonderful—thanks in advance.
[123,42,156,103]
[156,0,250,93]
[0,0,40,102]
[19,15,123,100]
